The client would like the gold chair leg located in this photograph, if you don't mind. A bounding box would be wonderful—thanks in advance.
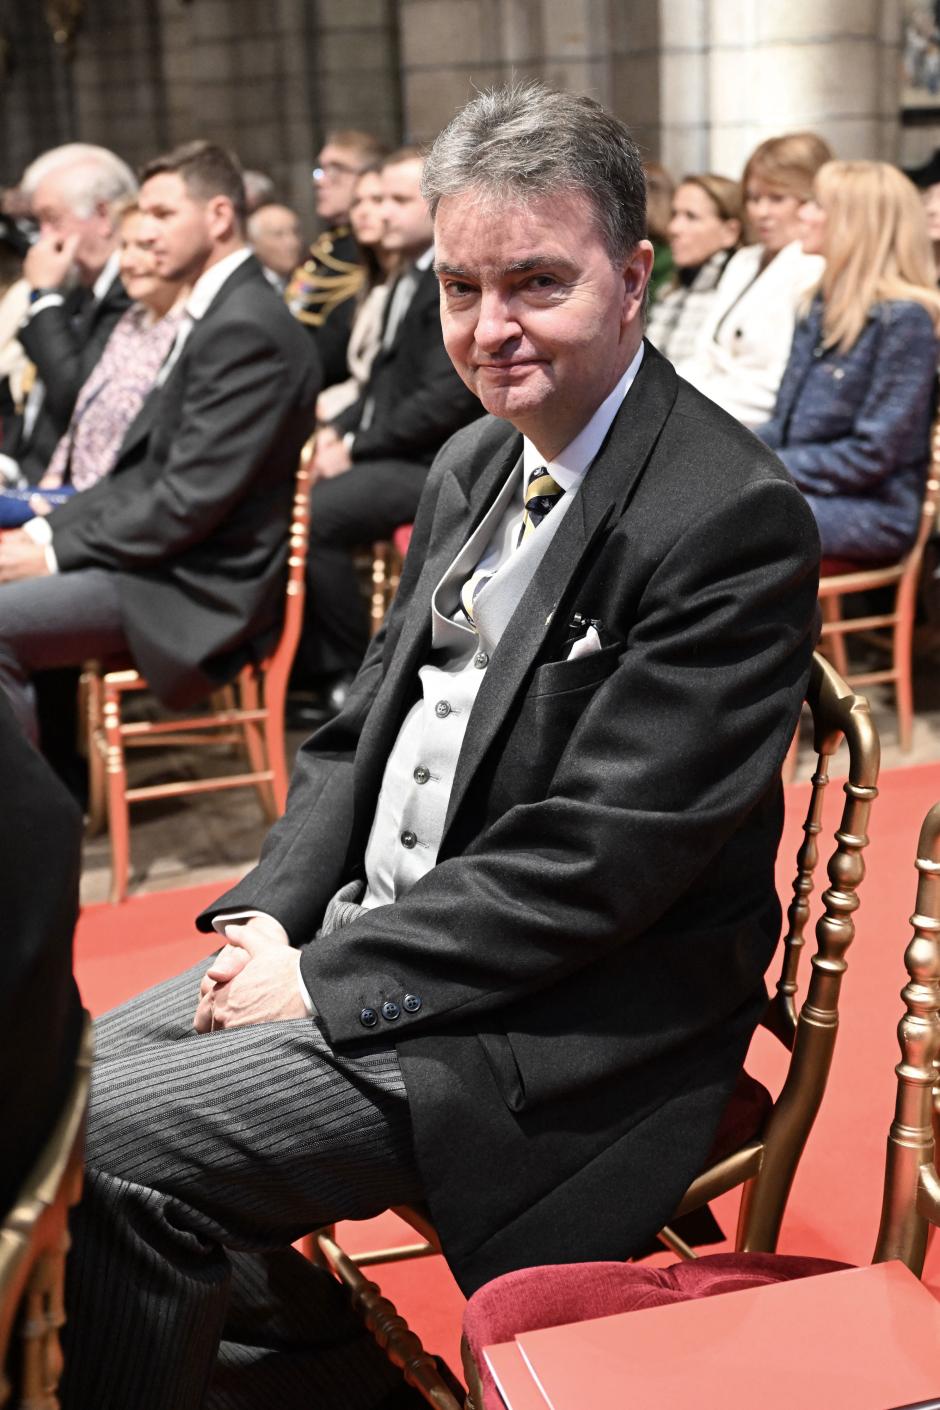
[238,673,277,821]
[82,669,107,836]
[103,681,131,905]
[894,578,917,753]
[820,594,849,678]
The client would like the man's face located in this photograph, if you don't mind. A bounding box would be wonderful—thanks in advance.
[31,166,116,285]
[250,205,302,278]
[435,188,651,459]
[313,143,365,224]
[381,159,433,262]
[136,172,215,282]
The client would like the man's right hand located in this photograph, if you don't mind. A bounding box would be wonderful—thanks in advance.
[193,913,290,1032]
[23,232,79,292]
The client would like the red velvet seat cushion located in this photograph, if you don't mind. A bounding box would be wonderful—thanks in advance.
[465,1252,851,1410]
[393,523,413,557]
[820,555,893,576]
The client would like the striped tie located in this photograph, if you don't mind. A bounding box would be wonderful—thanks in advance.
[518,465,564,548]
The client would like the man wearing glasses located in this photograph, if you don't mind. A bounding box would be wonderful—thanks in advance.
[287,129,386,384]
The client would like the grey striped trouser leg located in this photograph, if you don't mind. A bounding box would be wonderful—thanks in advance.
[61,952,424,1410]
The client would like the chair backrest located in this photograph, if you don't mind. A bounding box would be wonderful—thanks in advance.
[874,801,940,1276]
[735,654,880,1246]
[0,1015,93,1406]
[259,436,314,680]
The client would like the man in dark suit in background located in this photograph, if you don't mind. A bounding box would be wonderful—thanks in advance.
[0,688,82,1218]
[3,143,137,486]
[59,88,819,1410]
[296,146,483,717]
[0,141,319,744]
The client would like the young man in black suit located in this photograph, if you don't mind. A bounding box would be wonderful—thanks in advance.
[4,143,137,486]
[0,142,319,744]
[295,146,484,717]
[59,89,819,1409]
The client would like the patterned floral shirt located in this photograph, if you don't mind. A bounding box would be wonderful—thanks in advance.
[43,301,182,491]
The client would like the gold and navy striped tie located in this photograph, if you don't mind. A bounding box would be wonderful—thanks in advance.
[517,465,564,548]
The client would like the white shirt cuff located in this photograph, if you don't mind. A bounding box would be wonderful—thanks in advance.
[342,431,355,453]
[21,515,58,574]
[24,293,65,320]
[210,908,315,1015]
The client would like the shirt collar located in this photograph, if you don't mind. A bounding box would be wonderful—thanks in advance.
[184,247,253,321]
[92,249,121,303]
[522,341,644,491]
[414,244,435,272]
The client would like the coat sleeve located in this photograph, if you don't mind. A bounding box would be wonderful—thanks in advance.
[48,315,312,572]
[300,473,820,1047]
[18,303,87,430]
[776,306,939,495]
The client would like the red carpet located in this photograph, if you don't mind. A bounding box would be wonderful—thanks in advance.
[73,760,940,1374]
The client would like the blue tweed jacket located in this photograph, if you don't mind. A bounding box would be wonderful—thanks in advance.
[759,297,938,561]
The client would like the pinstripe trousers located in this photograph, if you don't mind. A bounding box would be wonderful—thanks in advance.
[60,950,426,1410]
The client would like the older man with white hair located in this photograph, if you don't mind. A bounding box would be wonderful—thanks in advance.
[8,142,136,485]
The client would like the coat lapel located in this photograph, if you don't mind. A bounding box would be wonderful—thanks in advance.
[349,423,522,833]
[441,345,679,839]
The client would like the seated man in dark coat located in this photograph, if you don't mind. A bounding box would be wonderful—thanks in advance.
[7,143,136,486]
[0,141,319,745]
[0,688,82,1218]
[57,87,819,1410]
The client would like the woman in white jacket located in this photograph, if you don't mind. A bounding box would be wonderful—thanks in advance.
[682,132,832,429]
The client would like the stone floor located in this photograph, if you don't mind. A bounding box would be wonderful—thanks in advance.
[79,642,940,907]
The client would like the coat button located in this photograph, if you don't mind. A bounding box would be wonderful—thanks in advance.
[359,1007,378,1029]
[403,993,422,1013]
[381,1000,401,1021]
[435,700,452,718]
[473,651,489,669]
[413,765,430,785]
[400,829,417,849]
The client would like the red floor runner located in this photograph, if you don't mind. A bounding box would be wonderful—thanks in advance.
[73,760,940,1375]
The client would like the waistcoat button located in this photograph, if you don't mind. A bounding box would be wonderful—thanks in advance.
[435,700,452,718]
[413,765,430,785]
[400,830,417,849]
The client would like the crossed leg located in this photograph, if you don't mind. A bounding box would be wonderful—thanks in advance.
[62,959,424,1410]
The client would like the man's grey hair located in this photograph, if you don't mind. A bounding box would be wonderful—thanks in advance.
[21,143,137,219]
[421,83,647,262]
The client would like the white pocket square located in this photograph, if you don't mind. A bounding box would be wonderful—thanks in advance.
[565,624,602,661]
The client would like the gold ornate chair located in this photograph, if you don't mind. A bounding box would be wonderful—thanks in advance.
[82,441,313,904]
[0,1015,93,1409]
[369,525,412,636]
[816,460,940,753]
[314,653,880,1405]
[461,797,940,1410]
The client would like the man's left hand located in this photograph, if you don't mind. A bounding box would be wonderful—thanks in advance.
[313,427,353,479]
[193,926,309,1032]
[0,531,49,582]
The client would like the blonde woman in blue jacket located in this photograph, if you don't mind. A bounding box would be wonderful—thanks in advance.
[760,160,940,563]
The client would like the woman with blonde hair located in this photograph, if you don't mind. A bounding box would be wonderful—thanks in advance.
[646,172,742,369]
[683,131,832,427]
[759,160,940,562]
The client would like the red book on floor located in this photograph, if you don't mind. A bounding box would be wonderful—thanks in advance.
[485,1262,940,1410]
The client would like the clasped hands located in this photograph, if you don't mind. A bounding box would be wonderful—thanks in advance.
[311,425,352,481]
[193,913,310,1033]
[0,530,49,582]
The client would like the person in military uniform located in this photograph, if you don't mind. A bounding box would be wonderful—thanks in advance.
[287,129,386,387]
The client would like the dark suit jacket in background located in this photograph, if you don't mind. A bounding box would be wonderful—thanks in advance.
[333,264,482,464]
[45,255,320,708]
[0,690,82,1216]
[205,346,820,1294]
[16,274,131,483]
